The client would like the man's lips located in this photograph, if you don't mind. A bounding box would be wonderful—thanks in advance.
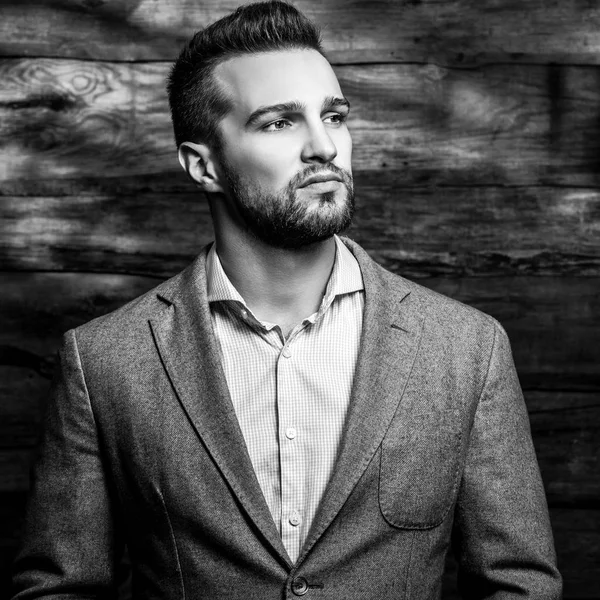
[298,172,343,188]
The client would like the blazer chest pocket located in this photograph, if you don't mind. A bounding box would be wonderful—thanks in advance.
[379,408,463,529]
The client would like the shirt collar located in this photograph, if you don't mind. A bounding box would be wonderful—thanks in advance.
[206,234,364,310]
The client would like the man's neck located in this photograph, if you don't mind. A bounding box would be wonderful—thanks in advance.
[214,231,337,332]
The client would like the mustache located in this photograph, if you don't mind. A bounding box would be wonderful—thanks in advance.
[289,163,353,189]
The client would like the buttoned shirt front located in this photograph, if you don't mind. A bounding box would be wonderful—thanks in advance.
[206,235,364,562]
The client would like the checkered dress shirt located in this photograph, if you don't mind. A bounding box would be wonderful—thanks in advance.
[206,235,365,563]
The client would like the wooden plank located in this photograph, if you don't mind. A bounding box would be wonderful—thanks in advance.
[3,60,600,193]
[2,186,599,278]
[344,64,600,187]
[1,273,599,391]
[352,184,600,278]
[1,0,600,65]
[0,60,177,195]
[0,194,214,277]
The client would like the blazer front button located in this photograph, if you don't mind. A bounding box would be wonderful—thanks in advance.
[291,577,309,596]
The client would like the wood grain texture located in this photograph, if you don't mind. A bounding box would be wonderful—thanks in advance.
[0,59,176,195]
[2,186,599,278]
[1,0,600,65]
[0,194,213,277]
[3,60,600,193]
[352,183,600,278]
[0,194,214,277]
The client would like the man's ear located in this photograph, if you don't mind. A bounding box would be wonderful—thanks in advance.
[178,141,225,193]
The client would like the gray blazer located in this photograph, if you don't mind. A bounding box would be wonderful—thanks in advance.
[12,238,562,599]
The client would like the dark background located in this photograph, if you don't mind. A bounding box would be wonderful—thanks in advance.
[0,0,599,597]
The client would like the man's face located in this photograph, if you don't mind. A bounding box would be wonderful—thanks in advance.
[212,49,354,249]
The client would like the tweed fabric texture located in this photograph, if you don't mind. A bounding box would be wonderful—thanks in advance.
[12,238,562,599]
[206,235,364,562]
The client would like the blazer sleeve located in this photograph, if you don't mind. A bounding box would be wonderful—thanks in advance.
[12,329,123,599]
[451,320,563,598]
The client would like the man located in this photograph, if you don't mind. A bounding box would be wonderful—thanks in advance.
[13,1,562,598]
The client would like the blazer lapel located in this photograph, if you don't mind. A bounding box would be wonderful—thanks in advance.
[149,246,291,567]
[299,240,424,562]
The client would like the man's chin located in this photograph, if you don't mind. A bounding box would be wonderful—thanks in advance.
[230,180,354,249]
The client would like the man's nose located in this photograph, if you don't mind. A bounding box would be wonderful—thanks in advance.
[301,121,338,163]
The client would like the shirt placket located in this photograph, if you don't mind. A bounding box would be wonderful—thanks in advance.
[276,331,305,564]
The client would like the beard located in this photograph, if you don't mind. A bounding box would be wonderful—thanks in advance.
[218,158,355,250]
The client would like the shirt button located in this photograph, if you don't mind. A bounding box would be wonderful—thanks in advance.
[285,427,297,440]
[291,577,309,596]
[289,510,301,526]
[240,309,248,319]
[282,346,292,358]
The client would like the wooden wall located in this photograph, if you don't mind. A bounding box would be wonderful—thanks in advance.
[1,0,599,597]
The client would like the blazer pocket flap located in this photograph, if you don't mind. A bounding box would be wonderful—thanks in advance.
[379,408,463,529]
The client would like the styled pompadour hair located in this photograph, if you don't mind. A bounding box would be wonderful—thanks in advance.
[167,1,324,148]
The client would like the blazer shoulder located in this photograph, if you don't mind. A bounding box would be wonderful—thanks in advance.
[376,261,504,347]
[342,236,502,342]
[406,274,494,326]
[70,254,204,356]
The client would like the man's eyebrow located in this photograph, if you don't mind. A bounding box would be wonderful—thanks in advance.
[245,100,305,128]
[244,96,351,128]
[322,95,350,112]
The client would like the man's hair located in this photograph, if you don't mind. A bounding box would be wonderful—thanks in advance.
[167,1,324,149]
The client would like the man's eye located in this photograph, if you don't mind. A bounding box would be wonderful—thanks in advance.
[263,119,290,132]
[325,113,348,125]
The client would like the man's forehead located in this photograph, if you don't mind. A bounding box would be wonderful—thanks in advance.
[213,49,343,115]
